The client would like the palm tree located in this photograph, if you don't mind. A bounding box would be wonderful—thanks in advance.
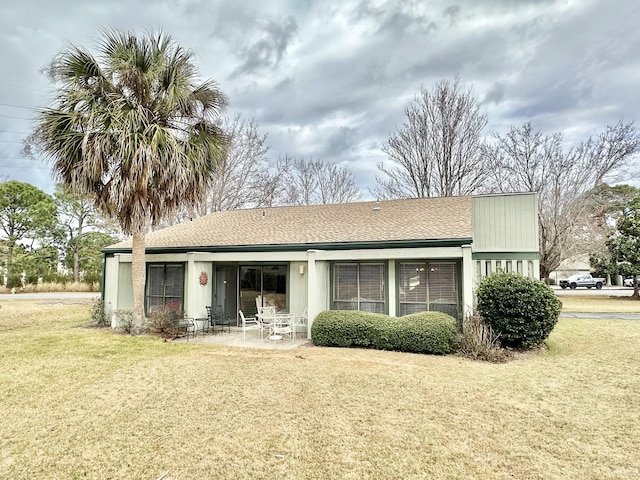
[35,30,228,329]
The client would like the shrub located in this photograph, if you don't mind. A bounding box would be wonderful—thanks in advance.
[147,305,174,339]
[311,310,457,355]
[476,272,562,349]
[90,299,109,327]
[458,313,509,363]
[112,309,135,334]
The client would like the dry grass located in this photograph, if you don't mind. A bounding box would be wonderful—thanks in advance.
[559,294,640,313]
[0,300,639,479]
[0,282,99,294]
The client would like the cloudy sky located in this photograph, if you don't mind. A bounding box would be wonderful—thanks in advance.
[1,0,638,197]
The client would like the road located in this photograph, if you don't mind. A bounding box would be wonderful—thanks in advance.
[551,285,634,297]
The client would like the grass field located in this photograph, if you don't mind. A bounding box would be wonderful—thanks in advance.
[558,294,640,313]
[0,299,639,479]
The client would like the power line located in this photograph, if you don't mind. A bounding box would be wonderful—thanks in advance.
[0,130,31,135]
[0,102,37,111]
[0,164,51,170]
[0,114,34,121]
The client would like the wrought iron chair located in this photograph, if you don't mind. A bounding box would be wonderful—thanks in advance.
[206,305,230,333]
[170,311,196,341]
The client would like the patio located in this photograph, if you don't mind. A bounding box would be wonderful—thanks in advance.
[176,327,312,350]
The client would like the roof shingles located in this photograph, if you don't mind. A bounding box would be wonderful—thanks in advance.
[107,196,472,250]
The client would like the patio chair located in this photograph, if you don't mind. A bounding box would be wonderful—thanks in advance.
[206,305,230,333]
[270,313,294,343]
[293,308,308,341]
[239,310,262,343]
[257,306,276,332]
[171,311,196,341]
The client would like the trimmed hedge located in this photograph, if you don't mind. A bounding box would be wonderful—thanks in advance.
[476,272,562,349]
[311,310,458,355]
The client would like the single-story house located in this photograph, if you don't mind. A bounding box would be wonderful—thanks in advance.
[549,254,592,285]
[102,192,539,337]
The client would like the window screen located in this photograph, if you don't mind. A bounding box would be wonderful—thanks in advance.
[146,263,185,313]
[333,263,385,313]
[399,262,459,318]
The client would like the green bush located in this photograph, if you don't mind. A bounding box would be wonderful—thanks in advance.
[311,310,457,355]
[476,272,561,349]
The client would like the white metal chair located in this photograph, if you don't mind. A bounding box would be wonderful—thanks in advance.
[293,308,308,341]
[257,306,276,334]
[239,310,262,342]
[270,313,294,343]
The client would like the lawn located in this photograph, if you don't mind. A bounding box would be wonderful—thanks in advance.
[558,294,640,313]
[0,299,639,479]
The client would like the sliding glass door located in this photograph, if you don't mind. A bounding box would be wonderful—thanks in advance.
[239,265,287,316]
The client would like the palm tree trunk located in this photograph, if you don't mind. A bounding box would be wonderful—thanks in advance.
[131,231,146,330]
[73,248,80,283]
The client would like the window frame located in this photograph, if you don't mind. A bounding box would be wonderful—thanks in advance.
[331,261,387,314]
[145,263,186,315]
[396,260,461,318]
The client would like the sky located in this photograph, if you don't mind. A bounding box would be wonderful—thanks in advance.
[1,0,639,198]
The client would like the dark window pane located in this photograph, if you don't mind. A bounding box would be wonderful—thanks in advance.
[146,263,184,314]
[333,263,386,312]
[359,264,384,301]
[400,262,459,319]
[334,264,358,302]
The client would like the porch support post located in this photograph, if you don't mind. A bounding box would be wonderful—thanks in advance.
[462,244,474,318]
[306,250,319,339]
[185,253,196,317]
[387,260,396,317]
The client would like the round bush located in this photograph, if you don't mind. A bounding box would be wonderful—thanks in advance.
[476,272,561,349]
[311,310,457,354]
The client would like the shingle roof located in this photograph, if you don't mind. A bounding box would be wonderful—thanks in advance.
[106,196,472,250]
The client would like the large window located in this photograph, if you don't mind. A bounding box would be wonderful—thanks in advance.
[398,262,459,318]
[333,263,385,313]
[146,263,185,313]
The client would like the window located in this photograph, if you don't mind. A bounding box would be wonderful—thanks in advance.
[333,263,385,313]
[398,262,459,318]
[146,263,185,313]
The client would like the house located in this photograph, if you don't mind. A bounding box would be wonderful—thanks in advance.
[102,192,539,337]
[549,254,591,285]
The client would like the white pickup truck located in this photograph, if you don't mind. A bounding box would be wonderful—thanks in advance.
[559,274,606,290]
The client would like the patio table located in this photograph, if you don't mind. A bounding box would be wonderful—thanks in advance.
[194,317,209,336]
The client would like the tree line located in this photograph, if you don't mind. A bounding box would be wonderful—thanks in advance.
[373,78,640,281]
[0,181,117,288]
[11,29,640,328]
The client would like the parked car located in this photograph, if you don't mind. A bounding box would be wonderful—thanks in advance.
[623,276,640,287]
[559,274,606,290]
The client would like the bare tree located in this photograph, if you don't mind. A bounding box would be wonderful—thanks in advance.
[201,115,271,213]
[373,78,490,199]
[284,157,361,205]
[159,114,280,225]
[315,161,361,204]
[490,121,640,280]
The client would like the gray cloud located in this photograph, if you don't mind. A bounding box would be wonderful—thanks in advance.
[0,0,638,196]
[231,16,299,77]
